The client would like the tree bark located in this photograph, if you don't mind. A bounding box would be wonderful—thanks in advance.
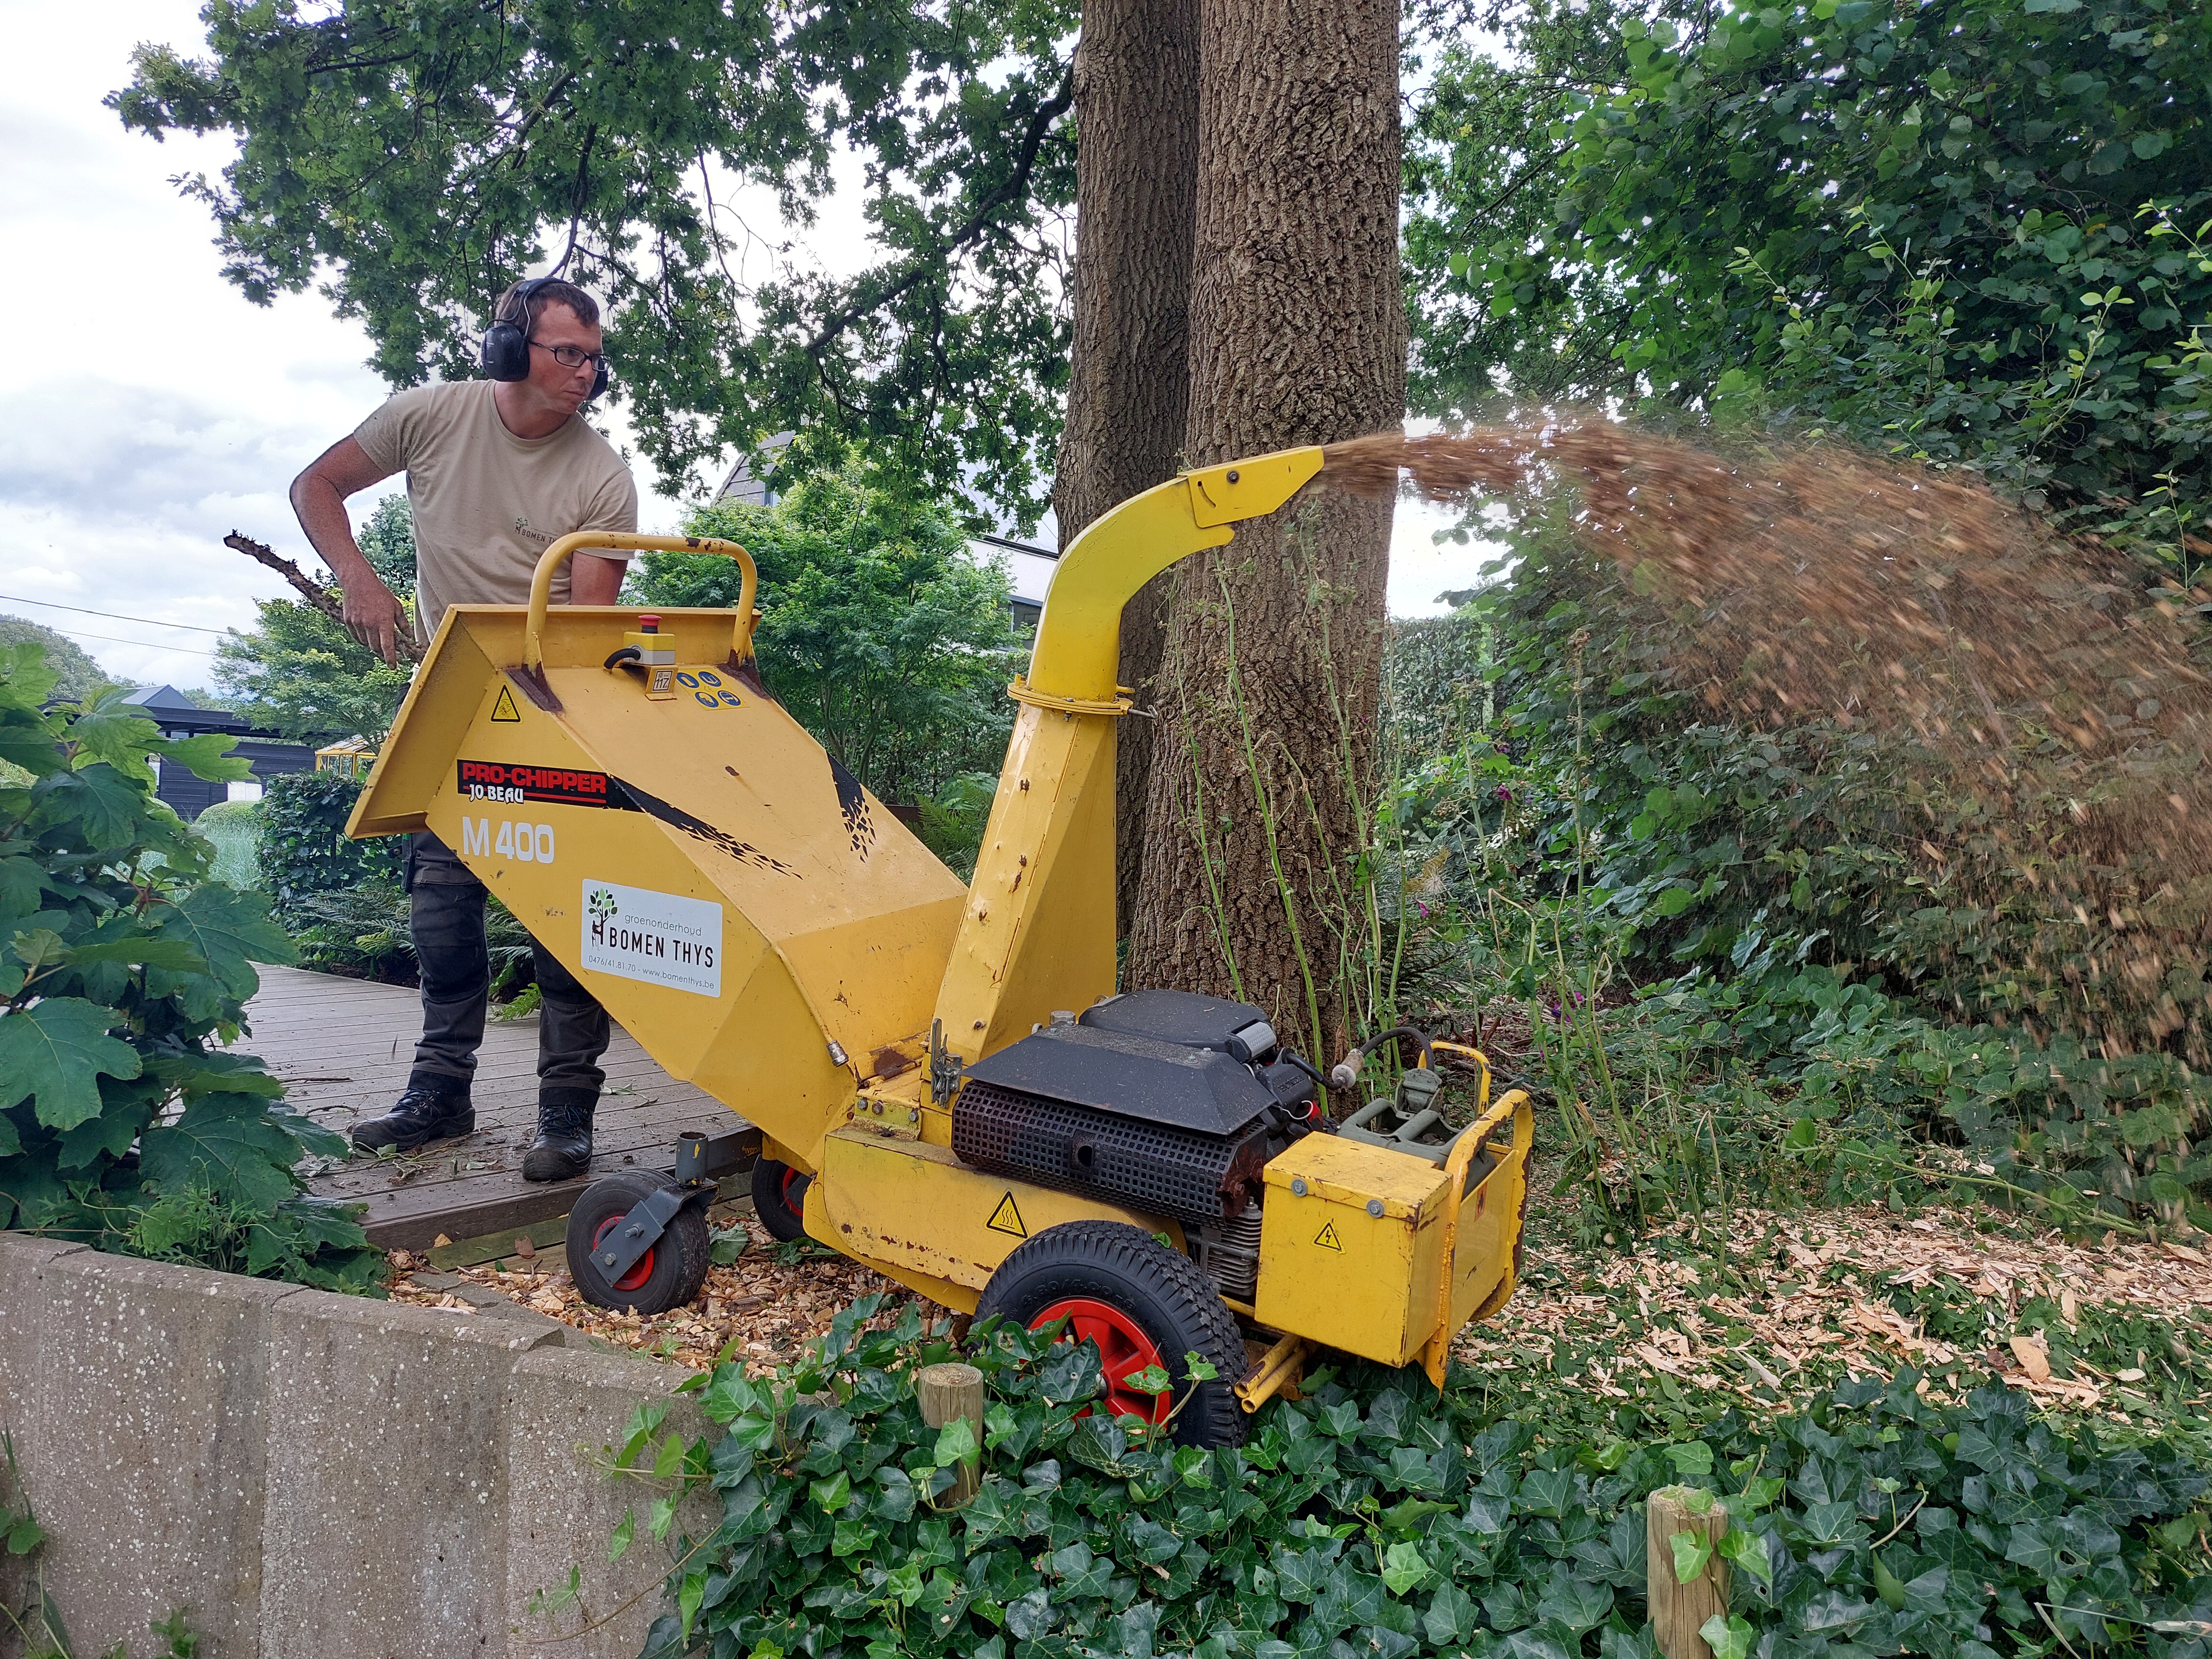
[1049,0,1200,939]
[1126,0,1405,1062]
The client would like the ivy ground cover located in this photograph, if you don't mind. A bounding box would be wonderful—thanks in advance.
[602,1289,2212,1659]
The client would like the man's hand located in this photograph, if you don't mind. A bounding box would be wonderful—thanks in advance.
[340,571,410,665]
[291,435,407,662]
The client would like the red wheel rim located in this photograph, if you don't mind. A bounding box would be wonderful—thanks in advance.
[590,1213,655,1294]
[780,1166,806,1212]
[1030,1297,1170,1425]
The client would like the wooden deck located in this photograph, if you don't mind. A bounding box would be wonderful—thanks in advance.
[243,965,749,1250]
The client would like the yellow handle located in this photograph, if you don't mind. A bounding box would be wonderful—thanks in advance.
[523,532,757,673]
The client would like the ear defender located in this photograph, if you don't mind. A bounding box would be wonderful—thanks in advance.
[479,275,607,398]
[479,277,542,382]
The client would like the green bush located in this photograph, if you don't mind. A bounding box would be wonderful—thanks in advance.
[0,642,380,1291]
[192,798,261,888]
[284,876,539,995]
[622,1297,2212,1659]
[257,770,403,909]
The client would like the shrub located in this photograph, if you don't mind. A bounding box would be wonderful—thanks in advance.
[257,770,402,909]
[622,1298,2211,1659]
[0,643,380,1291]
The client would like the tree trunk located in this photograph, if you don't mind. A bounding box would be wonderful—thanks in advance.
[1125,0,1405,1062]
[1049,0,1200,939]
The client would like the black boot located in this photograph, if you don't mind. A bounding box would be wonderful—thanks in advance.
[521,1089,596,1182]
[352,1081,474,1152]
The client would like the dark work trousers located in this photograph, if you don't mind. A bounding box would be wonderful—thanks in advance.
[405,832,610,1104]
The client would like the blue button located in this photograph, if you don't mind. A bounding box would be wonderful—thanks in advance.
[694,690,719,708]
[675,671,700,688]
[719,690,741,707]
[698,670,723,687]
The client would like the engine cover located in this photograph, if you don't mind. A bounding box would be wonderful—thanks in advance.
[952,990,1317,1225]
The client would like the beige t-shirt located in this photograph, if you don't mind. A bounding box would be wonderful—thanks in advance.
[353,380,639,643]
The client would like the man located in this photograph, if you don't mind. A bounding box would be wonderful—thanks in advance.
[289,276,637,1181]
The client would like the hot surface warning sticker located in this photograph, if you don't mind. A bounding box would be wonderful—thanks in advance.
[458,759,613,808]
[986,1193,1028,1238]
[581,880,722,996]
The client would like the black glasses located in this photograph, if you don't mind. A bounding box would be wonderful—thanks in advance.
[530,339,609,371]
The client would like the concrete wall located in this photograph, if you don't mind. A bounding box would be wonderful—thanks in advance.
[0,1233,710,1659]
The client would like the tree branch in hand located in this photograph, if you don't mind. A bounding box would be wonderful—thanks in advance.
[223,531,420,662]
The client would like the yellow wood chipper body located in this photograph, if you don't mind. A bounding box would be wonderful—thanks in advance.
[347,449,1530,1442]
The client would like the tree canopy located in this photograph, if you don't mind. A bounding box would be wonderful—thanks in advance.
[0,619,111,705]
[1406,0,2212,559]
[214,597,415,744]
[111,0,1077,521]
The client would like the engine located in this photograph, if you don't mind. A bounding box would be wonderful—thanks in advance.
[952,989,1322,1300]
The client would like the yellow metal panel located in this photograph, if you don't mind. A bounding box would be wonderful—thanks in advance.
[810,1128,1183,1299]
[350,605,968,1167]
[1254,1137,1451,1366]
[932,705,1118,1065]
[1183,448,1327,530]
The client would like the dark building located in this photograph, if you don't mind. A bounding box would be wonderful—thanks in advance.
[122,686,318,821]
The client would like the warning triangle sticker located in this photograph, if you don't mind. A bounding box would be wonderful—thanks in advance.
[1313,1220,1343,1252]
[986,1192,1028,1238]
[490,685,522,723]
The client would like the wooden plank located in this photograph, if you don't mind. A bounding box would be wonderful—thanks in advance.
[245,965,755,1250]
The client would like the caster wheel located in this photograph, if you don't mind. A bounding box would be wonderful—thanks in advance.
[751,1157,812,1243]
[565,1171,711,1314]
[975,1219,1248,1447]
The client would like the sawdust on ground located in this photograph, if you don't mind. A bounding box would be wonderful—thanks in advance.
[387,1198,2210,1434]
[1457,1203,2212,1428]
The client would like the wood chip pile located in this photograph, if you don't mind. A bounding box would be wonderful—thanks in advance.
[387,1199,2210,1437]
[1452,1204,2212,1431]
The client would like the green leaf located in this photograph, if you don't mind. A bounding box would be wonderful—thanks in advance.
[609,1507,635,1563]
[678,1569,706,1643]
[832,1517,879,1558]
[33,763,151,849]
[6,1513,44,1555]
[932,1416,978,1469]
[811,1470,851,1513]
[153,884,297,1003]
[1664,1443,1714,1477]
[1872,1550,1908,1611]
[1381,1540,1430,1596]
[1670,1530,1715,1584]
[1716,1526,1773,1584]
[148,732,253,785]
[1700,1615,1754,1659]
[138,1092,310,1211]
[0,998,143,1130]
[1120,1364,1172,1395]
[0,857,47,916]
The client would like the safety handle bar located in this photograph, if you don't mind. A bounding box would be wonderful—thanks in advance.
[523,533,757,673]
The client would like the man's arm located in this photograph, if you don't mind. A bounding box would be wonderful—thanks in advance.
[569,553,629,606]
[290,436,408,664]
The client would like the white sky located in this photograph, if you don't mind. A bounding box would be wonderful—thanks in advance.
[0,0,1476,691]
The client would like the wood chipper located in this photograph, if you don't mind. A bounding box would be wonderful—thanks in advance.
[346,447,1530,1444]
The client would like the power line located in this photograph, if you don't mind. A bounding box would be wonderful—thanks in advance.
[0,592,237,636]
[30,626,221,659]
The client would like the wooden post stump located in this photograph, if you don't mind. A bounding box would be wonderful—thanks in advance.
[918,1362,985,1507]
[1647,1486,1731,1659]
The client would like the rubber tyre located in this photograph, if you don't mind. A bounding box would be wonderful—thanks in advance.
[975,1220,1249,1448]
[565,1171,711,1315]
[751,1158,812,1243]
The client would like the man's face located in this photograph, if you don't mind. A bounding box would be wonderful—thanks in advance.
[526,302,604,414]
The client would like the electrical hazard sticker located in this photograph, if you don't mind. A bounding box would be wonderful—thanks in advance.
[1313,1220,1343,1252]
[489,685,522,722]
[986,1193,1027,1238]
[457,759,614,808]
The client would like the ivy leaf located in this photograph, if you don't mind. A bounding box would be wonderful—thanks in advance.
[1425,1581,1478,1645]
[1381,1541,1430,1597]
[1700,1614,1755,1659]
[0,998,144,1130]
[811,1471,852,1513]
[609,1507,635,1563]
[1717,1526,1773,1584]
[1670,1530,1716,1584]
[933,1416,979,1469]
